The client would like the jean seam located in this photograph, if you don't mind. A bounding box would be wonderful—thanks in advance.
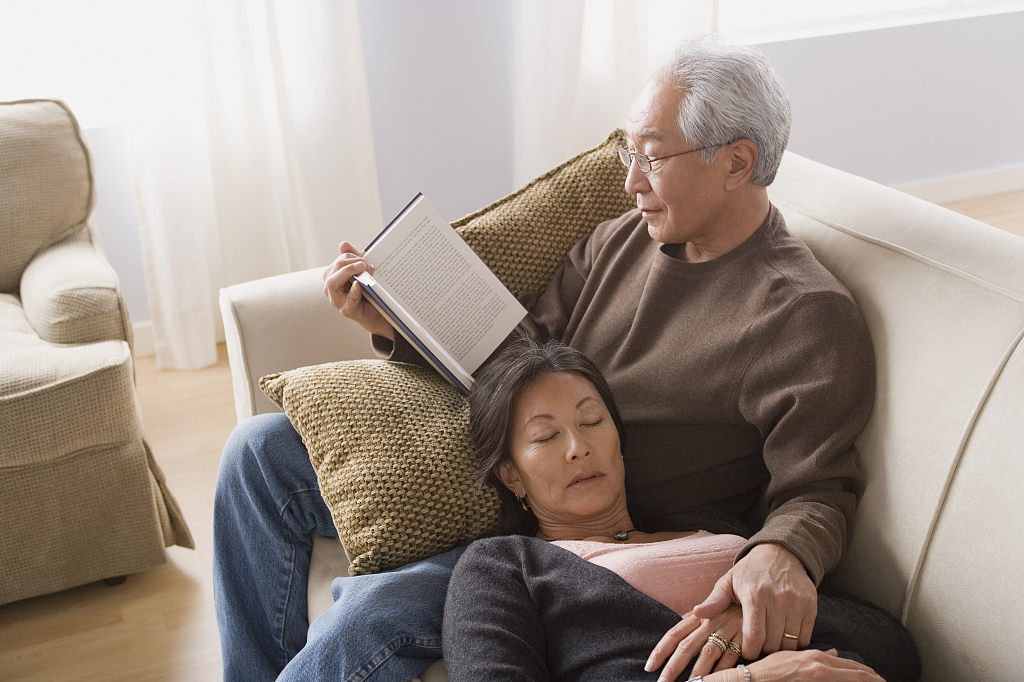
[274,486,323,670]
[344,636,443,682]
[273,537,298,670]
[277,486,322,517]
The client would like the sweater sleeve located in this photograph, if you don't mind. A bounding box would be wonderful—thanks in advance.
[369,332,431,367]
[736,292,874,584]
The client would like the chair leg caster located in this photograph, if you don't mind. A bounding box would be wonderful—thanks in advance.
[104,575,128,587]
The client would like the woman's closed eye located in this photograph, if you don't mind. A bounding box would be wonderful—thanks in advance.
[533,431,558,444]
[535,419,602,442]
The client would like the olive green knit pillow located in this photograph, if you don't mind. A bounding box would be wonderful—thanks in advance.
[260,361,495,575]
[454,128,634,295]
[261,130,635,575]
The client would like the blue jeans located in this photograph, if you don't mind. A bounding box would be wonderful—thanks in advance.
[213,413,461,682]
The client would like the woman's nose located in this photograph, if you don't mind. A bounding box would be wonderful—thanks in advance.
[565,429,590,461]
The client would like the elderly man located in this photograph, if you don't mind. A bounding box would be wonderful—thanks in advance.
[215,35,902,682]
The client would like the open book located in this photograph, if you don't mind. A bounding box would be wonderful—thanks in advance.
[355,194,527,394]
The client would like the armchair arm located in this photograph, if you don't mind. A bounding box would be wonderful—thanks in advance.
[219,267,375,424]
[20,227,132,348]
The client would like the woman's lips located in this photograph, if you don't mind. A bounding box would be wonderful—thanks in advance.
[568,471,604,488]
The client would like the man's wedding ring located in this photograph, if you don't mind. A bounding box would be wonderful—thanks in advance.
[707,633,729,653]
[783,632,800,641]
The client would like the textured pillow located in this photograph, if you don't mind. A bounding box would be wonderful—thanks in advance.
[261,361,498,575]
[454,128,635,295]
[262,129,636,574]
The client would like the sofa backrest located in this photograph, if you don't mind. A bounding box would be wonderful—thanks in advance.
[0,99,95,293]
[770,152,1024,682]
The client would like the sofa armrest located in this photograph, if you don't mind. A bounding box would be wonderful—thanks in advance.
[219,268,375,424]
[20,227,132,348]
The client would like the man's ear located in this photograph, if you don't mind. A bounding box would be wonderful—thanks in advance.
[723,139,758,190]
[496,461,525,498]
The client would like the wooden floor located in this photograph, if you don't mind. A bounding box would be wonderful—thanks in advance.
[0,347,235,681]
[0,191,1021,681]
[943,189,1024,239]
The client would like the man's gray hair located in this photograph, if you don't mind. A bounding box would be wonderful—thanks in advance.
[663,35,791,186]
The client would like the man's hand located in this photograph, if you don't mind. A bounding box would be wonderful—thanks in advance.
[322,240,394,340]
[692,543,817,660]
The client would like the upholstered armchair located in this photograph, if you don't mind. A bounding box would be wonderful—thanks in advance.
[0,99,193,606]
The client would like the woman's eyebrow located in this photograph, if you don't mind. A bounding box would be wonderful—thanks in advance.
[524,396,600,425]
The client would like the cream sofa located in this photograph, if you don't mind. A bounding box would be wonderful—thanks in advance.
[220,151,1024,682]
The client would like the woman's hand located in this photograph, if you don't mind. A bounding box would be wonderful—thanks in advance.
[645,605,743,682]
[322,240,394,339]
[693,543,817,659]
[732,648,884,681]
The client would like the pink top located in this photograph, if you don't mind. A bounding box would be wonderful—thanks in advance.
[552,531,746,616]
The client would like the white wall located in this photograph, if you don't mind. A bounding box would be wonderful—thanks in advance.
[356,0,515,225]
[85,126,155,355]
[755,11,1024,198]
[358,6,1024,216]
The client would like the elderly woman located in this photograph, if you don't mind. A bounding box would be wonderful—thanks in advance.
[442,338,918,682]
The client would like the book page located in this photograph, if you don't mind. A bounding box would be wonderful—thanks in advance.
[365,196,526,374]
[355,273,473,393]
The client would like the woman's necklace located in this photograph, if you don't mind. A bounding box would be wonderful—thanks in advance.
[614,528,637,541]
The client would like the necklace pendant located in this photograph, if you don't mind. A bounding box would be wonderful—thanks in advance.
[614,530,630,541]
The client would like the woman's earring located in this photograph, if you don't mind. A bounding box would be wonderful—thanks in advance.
[517,495,530,511]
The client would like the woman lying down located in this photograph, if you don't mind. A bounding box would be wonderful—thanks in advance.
[442,338,919,682]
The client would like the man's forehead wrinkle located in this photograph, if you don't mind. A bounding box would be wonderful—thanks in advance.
[624,121,663,146]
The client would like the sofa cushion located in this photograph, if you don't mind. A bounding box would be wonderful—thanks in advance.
[261,130,636,573]
[0,99,94,293]
[0,294,141,468]
[20,229,130,345]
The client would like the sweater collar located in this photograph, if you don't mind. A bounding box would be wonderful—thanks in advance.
[655,204,782,272]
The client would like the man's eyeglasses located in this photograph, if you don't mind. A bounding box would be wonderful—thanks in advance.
[618,144,724,173]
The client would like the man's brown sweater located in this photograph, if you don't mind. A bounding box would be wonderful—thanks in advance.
[383,206,875,583]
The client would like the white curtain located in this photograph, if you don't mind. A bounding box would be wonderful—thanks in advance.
[513,0,717,187]
[0,0,381,369]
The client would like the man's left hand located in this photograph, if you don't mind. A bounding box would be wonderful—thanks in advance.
[692,543,817,660]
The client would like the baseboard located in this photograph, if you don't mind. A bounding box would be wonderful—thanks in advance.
[894,163,1024,204]
[133,321,155,358]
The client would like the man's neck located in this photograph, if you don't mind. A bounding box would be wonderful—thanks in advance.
[682,187,771,263]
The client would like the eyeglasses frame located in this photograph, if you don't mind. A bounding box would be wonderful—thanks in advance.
[618,142,732,173]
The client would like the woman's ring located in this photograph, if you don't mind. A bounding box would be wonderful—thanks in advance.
[727,640,743,656]
[707,633,729,653]
[782,632,799,641]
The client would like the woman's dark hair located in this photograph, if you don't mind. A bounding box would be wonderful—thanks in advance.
[470,337,626,536]
[470,336,750,539]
